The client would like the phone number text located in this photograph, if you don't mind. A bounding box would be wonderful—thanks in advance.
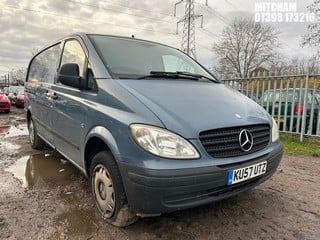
[255,12,315,23]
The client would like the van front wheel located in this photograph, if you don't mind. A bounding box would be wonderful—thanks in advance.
[90,151,137,227]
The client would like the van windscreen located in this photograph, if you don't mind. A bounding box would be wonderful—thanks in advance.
[89,35,214,80]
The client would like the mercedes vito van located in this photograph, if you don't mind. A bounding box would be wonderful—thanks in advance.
[25,33,283,226]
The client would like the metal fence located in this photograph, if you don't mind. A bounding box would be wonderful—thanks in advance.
[222,71,320,141]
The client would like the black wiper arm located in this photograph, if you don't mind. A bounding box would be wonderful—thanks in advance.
[137,71,198,80]
[137,71,217,82]
[175,71,217,82]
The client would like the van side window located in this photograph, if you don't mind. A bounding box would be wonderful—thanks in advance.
[61,40,86,77]
[28,44,61,83]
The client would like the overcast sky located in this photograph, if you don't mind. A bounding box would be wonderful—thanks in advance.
[0,0,318,77]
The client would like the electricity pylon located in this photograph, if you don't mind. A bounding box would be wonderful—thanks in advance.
[174,0,203,59]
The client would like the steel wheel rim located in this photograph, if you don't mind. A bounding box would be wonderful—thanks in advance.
[29,120,35,145]
[92,164,115,219]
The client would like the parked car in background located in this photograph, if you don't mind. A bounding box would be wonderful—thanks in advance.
[15,90,25,108]
[261,88,320,134]
[7,86,24,105]
[0,92,11,113]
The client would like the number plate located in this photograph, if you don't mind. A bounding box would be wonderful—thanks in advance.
[227,161,267,185]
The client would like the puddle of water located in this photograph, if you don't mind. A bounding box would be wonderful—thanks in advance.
[4,123,28,138]
[5,153,81,188]
[6,153,101,238]
[5,156,29,187]
[0,125,11,135]
[54,209,98,238]
[0,125,24,150]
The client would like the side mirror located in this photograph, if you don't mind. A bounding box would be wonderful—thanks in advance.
[58,63,85,89]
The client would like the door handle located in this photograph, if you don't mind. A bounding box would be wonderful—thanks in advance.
[45,91,51,99]
[45,91,58,100]
[51,92,58,100]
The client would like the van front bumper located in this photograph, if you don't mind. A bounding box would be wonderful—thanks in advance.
[118,142,283,214]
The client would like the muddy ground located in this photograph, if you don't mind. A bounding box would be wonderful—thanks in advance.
[0,108,319,240]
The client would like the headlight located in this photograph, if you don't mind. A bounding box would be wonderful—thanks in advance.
[272,118,279,142]
[130,124,200,159]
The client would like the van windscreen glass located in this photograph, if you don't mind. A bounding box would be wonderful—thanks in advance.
[89,35,215,80]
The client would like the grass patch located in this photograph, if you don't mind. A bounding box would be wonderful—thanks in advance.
[280,134,320,157]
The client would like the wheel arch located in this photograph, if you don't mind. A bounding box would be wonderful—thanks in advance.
[84,126,120,177]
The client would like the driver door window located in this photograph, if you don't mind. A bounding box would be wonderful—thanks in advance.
[61,40,86,77]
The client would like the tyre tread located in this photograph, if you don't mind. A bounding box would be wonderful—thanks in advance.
[90,151,137,227]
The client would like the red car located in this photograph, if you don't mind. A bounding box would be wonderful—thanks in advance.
[0,93,11,113]
[15,91,25,108]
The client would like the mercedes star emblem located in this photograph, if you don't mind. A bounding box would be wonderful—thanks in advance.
[239,129,254,152]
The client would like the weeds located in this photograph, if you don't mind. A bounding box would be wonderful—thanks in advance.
[280,134,320,157]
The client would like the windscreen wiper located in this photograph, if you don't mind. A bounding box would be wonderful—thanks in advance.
[175,71,218,82]
[137,71,218,82]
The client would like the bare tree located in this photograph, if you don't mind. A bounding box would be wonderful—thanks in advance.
[302,0,320,48]
[213,18,280,78]
[287,55,319,73]
[267,55,320,75]
[9,68,26,86]
[268,59,289,74]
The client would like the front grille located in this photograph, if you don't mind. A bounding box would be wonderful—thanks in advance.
[199,124,270,158]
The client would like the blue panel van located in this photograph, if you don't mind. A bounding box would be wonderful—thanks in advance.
[25,33,283,226]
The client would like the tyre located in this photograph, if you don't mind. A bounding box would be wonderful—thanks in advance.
[5,110,10,114]
[90,151,137,227]
[28,117,45,149]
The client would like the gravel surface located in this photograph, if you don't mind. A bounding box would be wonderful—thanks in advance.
[0,108,319,240]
